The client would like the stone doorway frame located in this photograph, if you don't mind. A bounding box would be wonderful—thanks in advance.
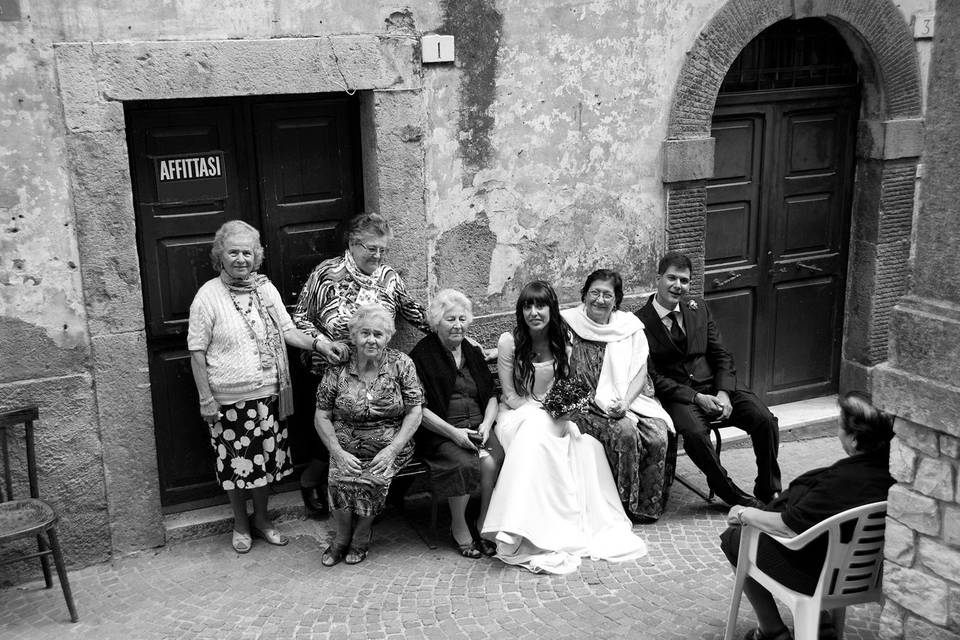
[52,35,428,553]
[660,0,924,395]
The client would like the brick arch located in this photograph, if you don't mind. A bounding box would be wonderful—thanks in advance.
[667,0,921,140]
[660,0,924,395]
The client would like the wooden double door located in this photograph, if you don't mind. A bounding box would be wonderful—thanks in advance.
[126,95,362,508]
[705,87,858,406]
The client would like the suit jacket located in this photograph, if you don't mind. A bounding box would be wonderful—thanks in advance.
[636,294,737,404]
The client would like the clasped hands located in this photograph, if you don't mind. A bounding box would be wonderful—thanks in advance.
[333,445,397,483]
[453,422,492,452]
[694,389,733,420]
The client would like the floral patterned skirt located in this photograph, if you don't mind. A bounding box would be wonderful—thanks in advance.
[328,420,415,518]
[209,396,293,490]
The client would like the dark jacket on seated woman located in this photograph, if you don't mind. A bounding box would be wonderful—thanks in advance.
[410,333,502,497]
[720,442,893,595]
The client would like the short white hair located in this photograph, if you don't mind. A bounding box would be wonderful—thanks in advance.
[426,289,474,331]
[210,220,264,271]
[348,304,395,339]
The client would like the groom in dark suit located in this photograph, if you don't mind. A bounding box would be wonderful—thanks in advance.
[637,252,781,508]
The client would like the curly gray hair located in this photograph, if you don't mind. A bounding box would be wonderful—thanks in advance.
[426,289,474,331]
[345,212,393,245]
[210,220,264,271]
[348,304,396,340]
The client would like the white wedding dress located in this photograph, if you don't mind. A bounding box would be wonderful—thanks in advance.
[481,333,648,574]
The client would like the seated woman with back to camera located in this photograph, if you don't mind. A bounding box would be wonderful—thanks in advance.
[409,289,503,559]
[481,280,648,574]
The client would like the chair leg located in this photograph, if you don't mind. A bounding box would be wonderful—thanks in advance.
[831,607,847,640]
[791,600,820,640]
[723,567,747,640]
[46,527,79,623]
[427,490,439,550]
[36,533,53,588]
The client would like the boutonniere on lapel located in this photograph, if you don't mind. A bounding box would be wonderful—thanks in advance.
[687,299,698,311]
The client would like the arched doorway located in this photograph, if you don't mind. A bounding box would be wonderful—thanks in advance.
[660,0,923,405]
[706,19,859,405]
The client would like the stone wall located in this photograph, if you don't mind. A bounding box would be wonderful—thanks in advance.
[874,3,960,639]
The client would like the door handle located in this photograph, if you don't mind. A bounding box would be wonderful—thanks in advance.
[711,272,742,288]
[796,262,824,273]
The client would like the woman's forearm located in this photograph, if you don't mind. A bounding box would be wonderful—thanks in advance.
[623,370,646,407]
[391,405,422,451]
[739,508,797,537]
[283,327,317,351]
[314,410,342,453]
[481,397,498,428]
[190,351,214,402]
[421,407,460,439]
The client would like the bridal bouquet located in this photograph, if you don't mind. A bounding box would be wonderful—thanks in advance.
[542,377,592,420]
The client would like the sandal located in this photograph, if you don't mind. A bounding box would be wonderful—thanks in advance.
[344,547,368,565]
[232,530,252,554]
[452,533,481,559]
[252,527,289,546]
[321,543,348,567]
[744,628,793,640]
[476,537,497,557]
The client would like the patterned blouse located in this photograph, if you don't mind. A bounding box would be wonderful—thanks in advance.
[315,348,424,452]
[292,251,430,347]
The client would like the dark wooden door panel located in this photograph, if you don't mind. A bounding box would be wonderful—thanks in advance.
[128,95,361,508]
[126,104,254,338]
[253,99,359,306]
[768,277,841,402]
[704,289,755,387]
[708,91,856,404]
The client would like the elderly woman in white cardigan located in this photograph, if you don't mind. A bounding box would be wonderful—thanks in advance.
[188,220,321,553]
[560,268,674,523]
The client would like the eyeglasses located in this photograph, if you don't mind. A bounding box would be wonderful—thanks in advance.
[355,241,389,257]
[586,289,615,301]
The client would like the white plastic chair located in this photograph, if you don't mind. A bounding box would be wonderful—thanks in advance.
[724,500,887,640]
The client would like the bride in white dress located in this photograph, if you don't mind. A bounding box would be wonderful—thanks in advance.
[481,281,647,574]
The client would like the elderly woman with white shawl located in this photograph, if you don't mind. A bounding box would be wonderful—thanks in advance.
[561,269,674,523]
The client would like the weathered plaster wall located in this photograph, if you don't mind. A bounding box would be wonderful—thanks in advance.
[424,0,726,311]
[0,0,939,570]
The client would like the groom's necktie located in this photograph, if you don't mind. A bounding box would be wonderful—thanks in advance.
[669,310,686,348]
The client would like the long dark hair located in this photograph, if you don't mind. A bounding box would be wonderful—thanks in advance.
[512,281,570,396]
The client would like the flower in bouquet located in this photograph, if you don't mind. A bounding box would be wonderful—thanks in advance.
[542,377,593,420]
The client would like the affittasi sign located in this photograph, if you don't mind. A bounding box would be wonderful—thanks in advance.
[153,152,227,203]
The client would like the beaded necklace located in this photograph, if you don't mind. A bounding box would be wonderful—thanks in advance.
[226,285,275,370]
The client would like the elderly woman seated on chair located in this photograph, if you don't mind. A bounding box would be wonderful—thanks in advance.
[719,391,895,640]
[409,289,503,558]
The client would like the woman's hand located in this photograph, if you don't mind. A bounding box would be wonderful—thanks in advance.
[451,428,479,452]
[726,505,747,526]
[369,445,398,476]
[606,398,627,419]
[200,399,221,424]
[317,340,350,364]
[332,447,362,475]
[477,422,493,446]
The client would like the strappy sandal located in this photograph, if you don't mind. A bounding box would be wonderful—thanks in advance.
[452,533,481,559]
[321,543,348,567]
[232,530,252,554]
[344,546,368,565]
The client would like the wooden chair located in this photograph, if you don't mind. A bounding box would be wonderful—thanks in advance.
[723,500,887,640]
[0,405,78,622]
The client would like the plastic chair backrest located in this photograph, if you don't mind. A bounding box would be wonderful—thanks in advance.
[819,500,887,600]
[0,406,41,503]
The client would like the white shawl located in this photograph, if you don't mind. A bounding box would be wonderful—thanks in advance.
[561,305,674,432]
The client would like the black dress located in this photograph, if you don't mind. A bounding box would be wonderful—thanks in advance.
[410,334,503,499]
[720,445,893,594]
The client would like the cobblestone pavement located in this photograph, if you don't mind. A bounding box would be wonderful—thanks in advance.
[1,437,882,640]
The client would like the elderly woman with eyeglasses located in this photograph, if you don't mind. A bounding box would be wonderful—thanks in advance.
[409,289,502,558]
[560,269,674,523]
[314,304,423,566]
[188,220,324,553]
[291,213,431,517]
